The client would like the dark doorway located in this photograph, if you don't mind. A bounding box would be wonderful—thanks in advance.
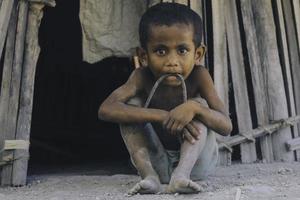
[29,0,134,174]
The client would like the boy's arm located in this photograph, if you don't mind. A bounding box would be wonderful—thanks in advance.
[190,66,232,136]
[98,68,168,124]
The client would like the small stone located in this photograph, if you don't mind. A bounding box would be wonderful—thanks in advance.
[174,193,179,196]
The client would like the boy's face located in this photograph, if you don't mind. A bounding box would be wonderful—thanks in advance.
[139,23,205,86]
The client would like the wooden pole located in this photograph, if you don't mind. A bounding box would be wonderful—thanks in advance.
[211,0,231,166]
[219,115,300,151]
[225,0,256,163]
[240,0,273,163]
[0,0,14,61]
[251,0,294,162]
[291,0,300,54]
[0,0,18,185]
[11,2,45,186]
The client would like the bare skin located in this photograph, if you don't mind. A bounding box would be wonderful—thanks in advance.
[99,23,232,195]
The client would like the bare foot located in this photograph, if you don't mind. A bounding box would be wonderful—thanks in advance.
[167,175,203,194]
[127,176,162,195]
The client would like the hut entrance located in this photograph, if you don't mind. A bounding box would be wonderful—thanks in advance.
[28,0,134,174]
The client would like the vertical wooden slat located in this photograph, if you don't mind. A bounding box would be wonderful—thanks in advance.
[211,0,231,165]
[281,0,300,161]
[0,0,17,185]
[291,0,300,54]
[251,0,294,162]
[240,0,273,163]
[0,0,14,62]
[274,0,299,160]
[225,0,256,163]
[12,2,44,186]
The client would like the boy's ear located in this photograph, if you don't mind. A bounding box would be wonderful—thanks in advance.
[194,44,206,66]
[137,47,148,67]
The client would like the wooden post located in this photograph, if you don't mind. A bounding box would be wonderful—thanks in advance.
[11,2,46,186]
[240,0,273,163]
[291,0,300,54]
[251,0,294,162]
[0,0,19,185]
[211,0,231,165]
[274,0,300,161]
[225,0,256,163]
[0,0,14,61]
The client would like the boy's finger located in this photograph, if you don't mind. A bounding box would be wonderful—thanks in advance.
[183,129,195,144]
[186,123,200,139]
[171,121,184,134]
[190,121,201,133]
[166,118,175,133]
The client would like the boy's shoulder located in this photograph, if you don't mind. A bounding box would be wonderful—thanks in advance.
[188,65,209,83]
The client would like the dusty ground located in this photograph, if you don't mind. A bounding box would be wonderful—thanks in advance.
[0,161,300,200]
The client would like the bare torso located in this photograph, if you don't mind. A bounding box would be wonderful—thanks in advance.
[138,66,202,150]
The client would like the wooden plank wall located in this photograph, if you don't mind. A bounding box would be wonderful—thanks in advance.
[0,0,299,186]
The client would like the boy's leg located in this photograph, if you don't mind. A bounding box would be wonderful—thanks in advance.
[167,120,207,194]
[190,129,218,180]
[119,97,169,195]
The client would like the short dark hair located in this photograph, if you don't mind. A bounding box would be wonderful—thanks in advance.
[139,3,203,49]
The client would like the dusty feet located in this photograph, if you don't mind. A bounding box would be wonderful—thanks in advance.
[127,176,163,195]
[167,175,203,194]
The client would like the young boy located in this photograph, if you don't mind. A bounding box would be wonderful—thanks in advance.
[99,3,232,195]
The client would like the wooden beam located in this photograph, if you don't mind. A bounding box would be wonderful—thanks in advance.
[219,115,300,150]
[225,0,256,163]
[211,0,231,166]
[0,0,14,60]
[240,0,273,163]
[286,138,300,151]
[11,2,44,186]
[251,0,294,162]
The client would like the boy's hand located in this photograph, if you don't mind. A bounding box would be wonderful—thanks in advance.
[182,121,201,144]
[163,101,196,135]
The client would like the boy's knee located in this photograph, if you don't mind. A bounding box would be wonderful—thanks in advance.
[132,147,148,158]
[192,120,208,136]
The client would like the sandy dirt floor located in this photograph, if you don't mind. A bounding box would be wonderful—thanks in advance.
[0,162,300,200]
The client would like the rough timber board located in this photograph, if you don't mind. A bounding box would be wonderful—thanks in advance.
[12,3,44,186]
[291,0,300,55]
[211,0,231,165]
[251,0,294,162]
[0,0,14,61]
[275,0,300,161]
[240,0,273,163]
[282,0,300,134]
[225,0,256,163]
[0,0,17,186]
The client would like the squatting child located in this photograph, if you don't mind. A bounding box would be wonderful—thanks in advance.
[98,3,232,195]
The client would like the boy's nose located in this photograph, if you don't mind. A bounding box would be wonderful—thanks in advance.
[165,53,179,67]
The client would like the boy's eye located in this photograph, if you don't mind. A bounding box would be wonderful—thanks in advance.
[178,48,188,55]
[155,49,166,56]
